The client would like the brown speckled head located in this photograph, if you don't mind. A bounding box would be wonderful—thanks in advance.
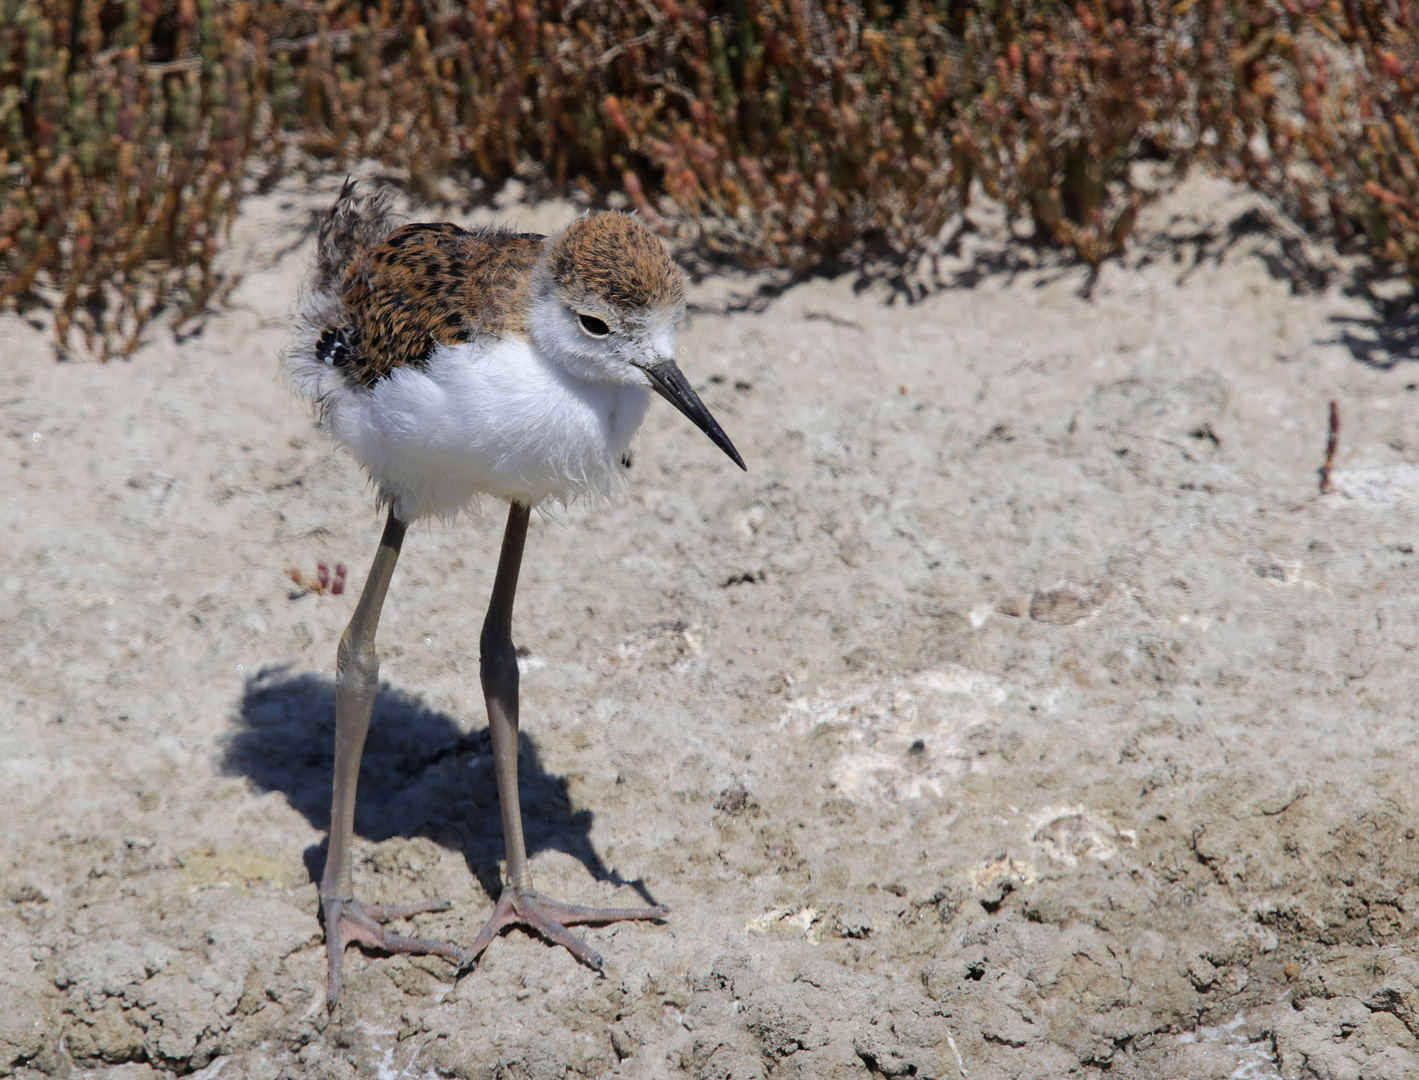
[546,213,684,315]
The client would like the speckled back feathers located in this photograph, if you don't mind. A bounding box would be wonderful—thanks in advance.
[339,223,542,385]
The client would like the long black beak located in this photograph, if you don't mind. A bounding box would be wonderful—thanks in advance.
[641,359,747,471]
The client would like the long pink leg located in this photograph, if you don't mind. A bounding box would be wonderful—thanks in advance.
[320,509,471,1009]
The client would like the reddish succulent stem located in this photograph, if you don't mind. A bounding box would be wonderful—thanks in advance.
[1320,400,1339,495]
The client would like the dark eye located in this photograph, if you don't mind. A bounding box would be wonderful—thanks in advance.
[578,313,610,338]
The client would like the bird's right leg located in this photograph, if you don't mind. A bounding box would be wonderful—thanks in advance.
[321,508,469,1010]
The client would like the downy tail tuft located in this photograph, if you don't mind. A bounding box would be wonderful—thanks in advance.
[314,179,401,293]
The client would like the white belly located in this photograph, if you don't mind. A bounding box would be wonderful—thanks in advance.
[324,338,650,521]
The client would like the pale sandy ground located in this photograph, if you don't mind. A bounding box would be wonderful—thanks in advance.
[4,171,1419,1080]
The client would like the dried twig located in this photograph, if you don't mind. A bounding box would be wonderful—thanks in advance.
[1320,401,1340,495]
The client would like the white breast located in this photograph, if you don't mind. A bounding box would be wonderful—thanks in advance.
[322,338,650,521]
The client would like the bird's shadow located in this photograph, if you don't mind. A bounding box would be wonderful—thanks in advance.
[222,665,658,906]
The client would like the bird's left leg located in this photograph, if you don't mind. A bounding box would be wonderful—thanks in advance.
[466,501,668,971]
[321,509,470,1009]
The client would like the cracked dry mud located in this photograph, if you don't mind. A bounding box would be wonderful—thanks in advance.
[4,173,1419,1080]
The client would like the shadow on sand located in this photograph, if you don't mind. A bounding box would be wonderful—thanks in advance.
[222,665,657,905]
[1328,287,1419,371]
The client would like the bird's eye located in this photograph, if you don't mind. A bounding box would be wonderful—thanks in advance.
[578,313,611,338]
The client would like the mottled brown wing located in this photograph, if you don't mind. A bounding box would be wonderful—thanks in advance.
[335,223,543,388]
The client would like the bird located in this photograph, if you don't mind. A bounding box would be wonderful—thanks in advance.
[283,181,745,1009]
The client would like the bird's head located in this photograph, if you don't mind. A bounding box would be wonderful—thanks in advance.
[531,213,745,470]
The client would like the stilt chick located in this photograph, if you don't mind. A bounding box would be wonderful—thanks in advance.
[284,183,744,1009]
